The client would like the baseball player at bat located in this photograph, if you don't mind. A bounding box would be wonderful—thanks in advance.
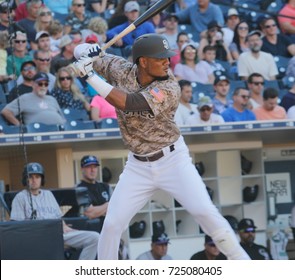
[73,34,250,260]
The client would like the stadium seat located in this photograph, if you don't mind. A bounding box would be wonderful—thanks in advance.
[191,82,214,103]
[2,125,27,135]
[264,80,280,90]
[26,122,61,133]
[229,80,246,97]
[274,55,290,79]
[62,120,97,131]
[178,24,200,42]
[281,76,295,89]
[99,118,119,129]
[62,108,89,121]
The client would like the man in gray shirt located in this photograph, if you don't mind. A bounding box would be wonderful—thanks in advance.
[136,232,173,260]
[1,72,66,125]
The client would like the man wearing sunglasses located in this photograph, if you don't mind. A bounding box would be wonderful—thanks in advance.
[238,218,273,260]
[1,72,66,126]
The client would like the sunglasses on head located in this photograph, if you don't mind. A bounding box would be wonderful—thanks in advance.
[37,82,49,87]
[15,40,26,44]
[59,76,72,81]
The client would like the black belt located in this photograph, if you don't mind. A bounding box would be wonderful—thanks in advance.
[133,145,175,162]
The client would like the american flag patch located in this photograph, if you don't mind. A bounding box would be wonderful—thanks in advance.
[150,87,165,102]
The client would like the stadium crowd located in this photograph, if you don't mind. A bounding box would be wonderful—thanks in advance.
[0,0,295,133]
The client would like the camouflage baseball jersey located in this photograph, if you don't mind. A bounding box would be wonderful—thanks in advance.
[93,54,181,154]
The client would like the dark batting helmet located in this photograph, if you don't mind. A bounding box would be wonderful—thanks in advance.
[243,185,259,203]
[132,33,176,64]
[129,220,146,238]
[22,162,45,186]
[224,215,239,231]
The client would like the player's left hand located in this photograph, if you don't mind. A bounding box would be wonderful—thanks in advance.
[73,55,94,79]
[87,44,102,58]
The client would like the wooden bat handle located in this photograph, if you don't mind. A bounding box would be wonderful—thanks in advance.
[101,24,136,51]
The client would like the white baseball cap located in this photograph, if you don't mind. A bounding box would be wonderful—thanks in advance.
[124,1,140,12]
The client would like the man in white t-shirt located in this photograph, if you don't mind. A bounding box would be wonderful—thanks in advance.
[237,30,278,81]
[185,95,224,125]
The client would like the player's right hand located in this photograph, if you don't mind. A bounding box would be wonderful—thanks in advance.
[73,55,94,79]
[87,44,102,58]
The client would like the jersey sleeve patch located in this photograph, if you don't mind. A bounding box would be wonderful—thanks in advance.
[149,87,165,103]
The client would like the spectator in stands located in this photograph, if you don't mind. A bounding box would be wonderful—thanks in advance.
[17,0,43,49]
[1,72,66,126]
[237,30,278,81]
[48,20,64,57]
[202,45,226,73]
[136,232,173,260]
[107,0,130,29]
[176,0,224,35]
[148,0,166,34]
[238,218,273,260]
[64,0,92,34]
[7,60,37,103]
[0,2,15,31]
[261,16,295,57]
[185,96,224,125]
[280,80,295,112]
[87,16,109,46]
[212,75,232,115]
[50,31,83,74]
[278,0,295,43]
[0,30,14,84]
[17,50,56,91]
[174,42,214,84]
[222,8,240,48]
[221,87,256,122]
[253,88,287,120]
[229,21,250,61]
[90,94,117,122]
[287,105,295,119]
[174,79,199,126]
[162,13,179,50]
[169,31,190,71]
[106,1,155,58]
[50,66,90,111]
[190,234,227,260]
[247,73,265,110]
[6,31,33,77]
[34,6,53,33]
[10,162,99,260]
[43,0,72,24]
[198,20,233,63]
[86,0,108,17]
[33,31,51,55]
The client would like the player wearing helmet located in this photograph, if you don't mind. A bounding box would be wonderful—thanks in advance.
[10,162,100,260]
[73,34,250,260]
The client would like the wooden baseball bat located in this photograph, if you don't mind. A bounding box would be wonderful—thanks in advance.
[101,0,176,51]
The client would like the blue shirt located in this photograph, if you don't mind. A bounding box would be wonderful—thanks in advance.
[222,107,256,122]
[106,21,155,47]
[176,3,224,34]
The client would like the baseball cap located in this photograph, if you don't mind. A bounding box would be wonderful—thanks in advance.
[21,60,36,71]
[35,31,49,41]
[85,34,98,44]
[124,1,140,12]
[214,74,230,85]
[152,232,170,244]
[198,96,213,109]
[205,235,215,245]
[207,20,221,30]
[59,34,73,48]
[0,2,11,13]
[246,30,262,41]
[80,155,100,168]
[227,8,239,18]
[163,13,179,21]
[33,72,49,82]
[238,218,257,232]
[181,41,199,52]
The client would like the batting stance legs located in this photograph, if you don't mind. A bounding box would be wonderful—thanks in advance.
[97,136,250,260]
